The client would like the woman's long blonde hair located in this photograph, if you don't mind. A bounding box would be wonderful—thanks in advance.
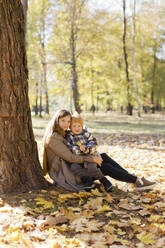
[43,109,71,146]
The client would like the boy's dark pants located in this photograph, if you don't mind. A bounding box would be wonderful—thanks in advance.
[70,162,103,179]
[100,153,137,183]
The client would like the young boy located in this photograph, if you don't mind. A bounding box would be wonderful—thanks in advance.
[65,114,113,192]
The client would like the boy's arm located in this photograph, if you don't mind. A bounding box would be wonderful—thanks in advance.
[65,135,82,155]
[84,130,97,153]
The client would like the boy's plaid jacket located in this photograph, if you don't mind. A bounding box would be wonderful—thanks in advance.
[65,129,97,155]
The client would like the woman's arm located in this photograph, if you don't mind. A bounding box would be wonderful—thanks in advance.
[47,133,95,164]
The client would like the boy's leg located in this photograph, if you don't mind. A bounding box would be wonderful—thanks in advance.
[87,163,113,192]
[70,163,87,178]
[100,177,113,192]
[70,163,94,188]
[87,163,104,179]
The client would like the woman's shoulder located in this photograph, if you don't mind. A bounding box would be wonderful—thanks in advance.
[47,132,64,144]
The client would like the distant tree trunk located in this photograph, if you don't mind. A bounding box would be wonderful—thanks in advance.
[91,61,94,107]
[131,0,141,117]
[122,0,133,116]
[156,98,161,111]
[40,0,49,115]
[35,81,39,116]
[0,0,47,193]
[151,45,157,113]
[39,71,43,118]
[42,60,49,115]
[70,17,81,113]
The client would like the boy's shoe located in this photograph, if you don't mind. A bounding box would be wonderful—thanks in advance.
[100,177,113,192]
[135,177,156,191]
[84,183,96,190]
[81,176,95,190]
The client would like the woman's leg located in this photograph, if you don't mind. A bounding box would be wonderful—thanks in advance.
[100,153,137,183]
[101,153,129,173]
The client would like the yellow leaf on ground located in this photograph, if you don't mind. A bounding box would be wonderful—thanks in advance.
[148,215,163,222]
[104,193,114,203]
[97,205,112,214]
[49,190,59,196]
[49,241,62,248]
[136,231,156,245]
[103,225,115,233]
[84,197,103,210]
[35,198,54,209]
[91,188,103,196]
[130,218,141,225]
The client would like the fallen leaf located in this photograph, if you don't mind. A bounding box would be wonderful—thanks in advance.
[45,215,68,226]
[136,231,156,245]
[97,205,112,214]
[35,198,54,209]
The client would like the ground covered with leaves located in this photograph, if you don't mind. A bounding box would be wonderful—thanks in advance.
[0,112,165,248]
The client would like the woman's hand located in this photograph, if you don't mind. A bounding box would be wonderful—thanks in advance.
[93,155,103,166]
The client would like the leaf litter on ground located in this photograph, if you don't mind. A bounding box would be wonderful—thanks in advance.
[0,113,165,248]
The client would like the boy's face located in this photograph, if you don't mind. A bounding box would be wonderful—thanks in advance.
[71,122,82,134]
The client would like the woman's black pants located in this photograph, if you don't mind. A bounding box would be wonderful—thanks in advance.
[100,153,137,183]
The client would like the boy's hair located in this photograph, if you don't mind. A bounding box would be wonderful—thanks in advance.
[71,112,83,127]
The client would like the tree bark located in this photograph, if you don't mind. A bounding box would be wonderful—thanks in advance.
[131,0,141,117]
[122,0,133,116]
[0,0,48,193]
[35,81,39,116]
[151,45,157,113]
[39,71,43,118]
[70,11,81,113]
[21,0,28,31]
[41,0,49,115]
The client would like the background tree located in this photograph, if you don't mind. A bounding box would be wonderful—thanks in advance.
[131,0,141,117]
[27,0,165,114]
[122,0,133,115]
[0,0,47,193]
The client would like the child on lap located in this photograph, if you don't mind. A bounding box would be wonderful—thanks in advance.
[65,114,113,192]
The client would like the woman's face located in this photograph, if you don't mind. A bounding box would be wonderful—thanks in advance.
[58,115,71,131]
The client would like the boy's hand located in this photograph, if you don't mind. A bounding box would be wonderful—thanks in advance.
[83,147,90,154]
[80,145,86,152]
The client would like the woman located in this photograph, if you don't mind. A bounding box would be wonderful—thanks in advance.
[43,109,155,192]
[43,109,101,192]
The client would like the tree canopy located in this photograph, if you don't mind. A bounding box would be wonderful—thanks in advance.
[27,0,165,114]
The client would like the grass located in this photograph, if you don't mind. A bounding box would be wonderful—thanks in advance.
[82,111,165,134]
[32,111,165,137]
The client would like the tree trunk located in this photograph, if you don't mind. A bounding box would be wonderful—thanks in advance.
[39,71,43,118]
[0,0,47,193]
[21,0,28,30]
[35,81,39,116]
[41,1,49,114]
[39,0,49,115]
[122,0,133,116]
[151,45,157,113]
[131,0,141,117]
[70,20,81,113]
